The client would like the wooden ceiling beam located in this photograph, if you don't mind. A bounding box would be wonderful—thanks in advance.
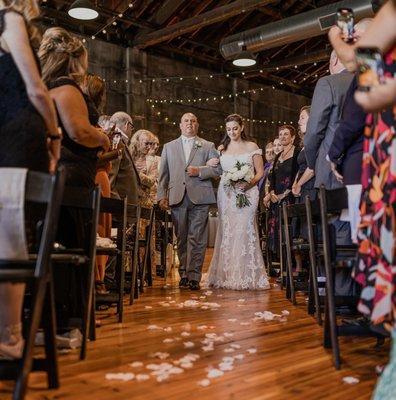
[133,0,277,49]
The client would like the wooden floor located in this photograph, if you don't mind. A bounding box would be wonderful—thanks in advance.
[1,250,388,400]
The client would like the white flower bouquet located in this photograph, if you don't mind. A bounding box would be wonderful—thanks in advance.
[223,161,255,208]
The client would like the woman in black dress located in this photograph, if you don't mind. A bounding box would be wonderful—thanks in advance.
[292,106,315,201]
[39,27,110,327]
[0,0,59,359]
[267,125,299,257]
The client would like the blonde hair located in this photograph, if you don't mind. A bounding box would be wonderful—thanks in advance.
[39,27,88,84]
[129,129,153,160]
[0,0,41,48]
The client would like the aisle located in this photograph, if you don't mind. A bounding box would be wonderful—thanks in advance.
[10,251,387,400]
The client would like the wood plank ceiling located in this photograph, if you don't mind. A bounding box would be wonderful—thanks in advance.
[40,0,339,96]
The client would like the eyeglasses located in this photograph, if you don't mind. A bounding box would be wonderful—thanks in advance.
[127,121,134,129]
[143,141,156,146]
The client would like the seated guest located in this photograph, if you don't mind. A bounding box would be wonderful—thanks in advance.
[0,0,59,359]
[267,125,299,258]
[109,111,140,205]
[39,27,110,326]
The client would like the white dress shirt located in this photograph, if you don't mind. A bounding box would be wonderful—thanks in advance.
[181,135,196,164]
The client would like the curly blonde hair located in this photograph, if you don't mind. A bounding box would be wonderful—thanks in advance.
[0,0,41,48]
[38,27,88,84]
[129,129,154,160]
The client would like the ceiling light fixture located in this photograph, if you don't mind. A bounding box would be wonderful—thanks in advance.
[232,51,256,67]
[68,0,99,20]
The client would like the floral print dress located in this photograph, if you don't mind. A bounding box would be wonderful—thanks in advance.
[353,46,396,400]
[354,46,396,329]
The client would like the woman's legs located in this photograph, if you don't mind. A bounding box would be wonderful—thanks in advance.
[0,283,25,358]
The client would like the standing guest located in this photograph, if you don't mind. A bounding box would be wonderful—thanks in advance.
[304,50,354,246]
[146,132,161,203]
[304,51,353,190]
[292,106,315,201]
[129,129,157,208]
[260,142,274,210]
[157,113,221,290]
[273,137,283,156]
[109,111,140,205]
[78,73,111,294]
[0,0,60,359]
[327,19,372,243]
[39,27,110,327]
[329,2,396,397]
[267,126,299,257]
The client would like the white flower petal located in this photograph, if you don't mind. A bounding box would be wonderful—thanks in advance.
[207,368,224,379]
[136,374,150,381]
[105,373,135,381]
[197,379,211,387]
[343,376,360,385]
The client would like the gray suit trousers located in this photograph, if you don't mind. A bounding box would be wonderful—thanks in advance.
[171,193,209,282]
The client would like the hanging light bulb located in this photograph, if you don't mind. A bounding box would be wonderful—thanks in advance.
[68,0,98,20]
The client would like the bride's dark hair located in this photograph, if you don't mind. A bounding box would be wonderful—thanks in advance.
[219,114,249,152]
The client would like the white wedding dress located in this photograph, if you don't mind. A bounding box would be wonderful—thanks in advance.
[207,149,270,290]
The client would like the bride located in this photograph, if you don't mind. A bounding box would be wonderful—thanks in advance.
[206,114,270,290]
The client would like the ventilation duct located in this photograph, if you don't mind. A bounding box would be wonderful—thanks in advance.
[220,0,381,60]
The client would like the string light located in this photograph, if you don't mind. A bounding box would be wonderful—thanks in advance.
[147,101,292,129]
[146,87,267,104]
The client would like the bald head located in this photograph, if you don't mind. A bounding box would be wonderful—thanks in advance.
[180,112,199,138]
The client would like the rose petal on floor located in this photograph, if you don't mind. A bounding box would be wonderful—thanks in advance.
[227,318,237,322]
[144,306,153,309]
[163,338,174,344]
[129,361,144,368]
[207,368,224,379]
[343,376,360,385]
[136,374,150,381]
[184,341,195,348]
[105,373,135,381]
[197,379,211,387]
[246,348,257,354]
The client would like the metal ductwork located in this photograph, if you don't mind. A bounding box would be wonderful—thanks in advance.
[220,0,381,60]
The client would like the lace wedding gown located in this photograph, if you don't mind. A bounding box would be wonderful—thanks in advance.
[207,149,270,290]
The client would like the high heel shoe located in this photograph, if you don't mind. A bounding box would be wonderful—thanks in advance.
[0,323,24,359]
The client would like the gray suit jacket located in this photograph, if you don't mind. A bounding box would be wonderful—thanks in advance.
[304,70,354,189]
[157,136,221,206]
[109,137,140,205]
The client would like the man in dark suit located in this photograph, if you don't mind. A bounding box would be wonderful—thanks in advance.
[109,111,141,205]
[304,51,354,190]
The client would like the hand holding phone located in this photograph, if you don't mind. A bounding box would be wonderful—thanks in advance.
[355,47,385,91]
[337,8,354,43]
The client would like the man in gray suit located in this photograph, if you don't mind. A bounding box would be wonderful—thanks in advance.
[109,111,141,205]
[158,113,220,290]
[304,51,354,190]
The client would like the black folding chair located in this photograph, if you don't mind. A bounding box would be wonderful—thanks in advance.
[138,207,155,293]
[154,207,173,278]
[54,186,101,360]
[318,185,383,369]
[96,197,127,321]
[282,202,315,307]
[0,168,65,400]
[126,203,140,305]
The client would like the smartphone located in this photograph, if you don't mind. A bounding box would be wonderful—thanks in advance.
[337,8,354,43]
[355,47,385,91]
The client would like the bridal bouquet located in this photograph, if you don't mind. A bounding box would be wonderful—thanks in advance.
[223,161,255,208]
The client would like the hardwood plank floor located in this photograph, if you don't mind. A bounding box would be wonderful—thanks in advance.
[0,250,388,400]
